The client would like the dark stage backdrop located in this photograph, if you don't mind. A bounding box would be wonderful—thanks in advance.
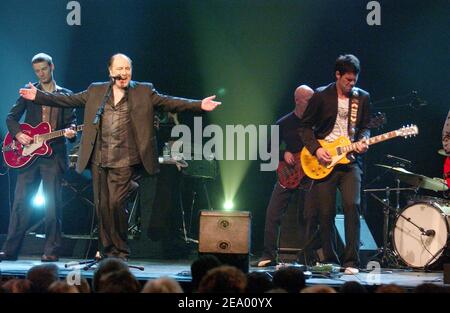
[0,0,447,256]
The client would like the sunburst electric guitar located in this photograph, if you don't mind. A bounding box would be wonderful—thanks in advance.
[300,125,419,180]
[277,112,386,188]
[2,122,83,169]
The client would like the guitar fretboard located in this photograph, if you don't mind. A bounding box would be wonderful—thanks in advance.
[36,125,84,141]
[339,130,403,154]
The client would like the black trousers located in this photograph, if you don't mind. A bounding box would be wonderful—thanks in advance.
[2,157,63,257]
[261,181,318,262]
[91,164,141,258]
[312,163,362,267]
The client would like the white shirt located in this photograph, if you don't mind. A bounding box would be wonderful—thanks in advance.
[325,98,349,142]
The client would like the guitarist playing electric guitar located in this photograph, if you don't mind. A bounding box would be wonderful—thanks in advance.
[0,53,76,263]
[252,84,318,267]
[298,55,370,271]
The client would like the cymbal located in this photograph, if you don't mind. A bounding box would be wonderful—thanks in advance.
[438,149,450,157]
[374,164,449,192]
[374,164,415,175]
[417,177,449,192]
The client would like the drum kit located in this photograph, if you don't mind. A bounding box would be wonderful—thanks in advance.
[365,150,450,270]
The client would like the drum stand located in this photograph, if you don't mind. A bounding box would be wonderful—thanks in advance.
[365,184,417,268]
[366,189,401,268]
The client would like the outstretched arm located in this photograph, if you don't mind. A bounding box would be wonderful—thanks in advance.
[148,83,221,112]
[201,95,221,111]
[19,82,38,101]
[20,82,88,108]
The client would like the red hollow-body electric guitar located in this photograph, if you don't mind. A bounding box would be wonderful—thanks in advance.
[2,122,83,169]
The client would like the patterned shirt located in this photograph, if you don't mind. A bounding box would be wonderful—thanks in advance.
[325,97,349,142]
[92,89,140,167]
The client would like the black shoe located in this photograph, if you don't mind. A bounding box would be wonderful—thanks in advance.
[41,254,59,262]
[250,259,277,267]
[0,251,18,261]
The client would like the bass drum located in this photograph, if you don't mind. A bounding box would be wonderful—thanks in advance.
[393,202,450,268]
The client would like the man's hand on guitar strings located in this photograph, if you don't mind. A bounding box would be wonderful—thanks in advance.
[283,151,296,166]
[63,125,77,139]
[355,139,369,153]
[15,132,33,145]
[315,147,332,165]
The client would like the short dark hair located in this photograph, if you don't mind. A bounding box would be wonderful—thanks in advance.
[335,54,360,75]
[92,258,129,292]
[190,255,222,291]
[31,53,53,66]
[26,264,59,293]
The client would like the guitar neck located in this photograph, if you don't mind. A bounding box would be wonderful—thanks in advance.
[37,125,84,141]
[340,130,400,154]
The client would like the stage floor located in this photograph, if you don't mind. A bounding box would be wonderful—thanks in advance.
[0,256,446,291]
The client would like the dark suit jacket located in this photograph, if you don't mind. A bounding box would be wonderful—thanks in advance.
[6,82,76,167]
[34,81,202,175]
[299,82,371,157]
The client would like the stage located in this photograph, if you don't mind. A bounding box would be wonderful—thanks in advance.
[0,256,446,292]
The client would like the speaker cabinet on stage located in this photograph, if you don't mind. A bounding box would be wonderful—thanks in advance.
[199,211,251,273]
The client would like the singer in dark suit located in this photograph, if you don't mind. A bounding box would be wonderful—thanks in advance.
[299,54,371,269]
[0,53,76,262]
[19,53,221,260]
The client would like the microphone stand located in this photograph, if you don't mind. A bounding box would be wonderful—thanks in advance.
[372,90,426,110]
[93,79,114,126]
[80,79,114,269]
[423,242,449,272]
[90,80,113,267]
[65,80,113,270]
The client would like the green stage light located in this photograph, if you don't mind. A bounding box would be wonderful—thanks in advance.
[189,3,311,206]
[223,200,234,211]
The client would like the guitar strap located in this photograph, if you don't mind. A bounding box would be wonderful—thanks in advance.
[343,89,360,163]
[348,88,359,142]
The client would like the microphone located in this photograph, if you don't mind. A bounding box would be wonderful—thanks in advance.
[424,229,435,237]
[386,154,412,166]
[109,75,122,82]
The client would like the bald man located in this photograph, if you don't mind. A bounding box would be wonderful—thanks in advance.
[252,85,317,267]
[20,53,220,260]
